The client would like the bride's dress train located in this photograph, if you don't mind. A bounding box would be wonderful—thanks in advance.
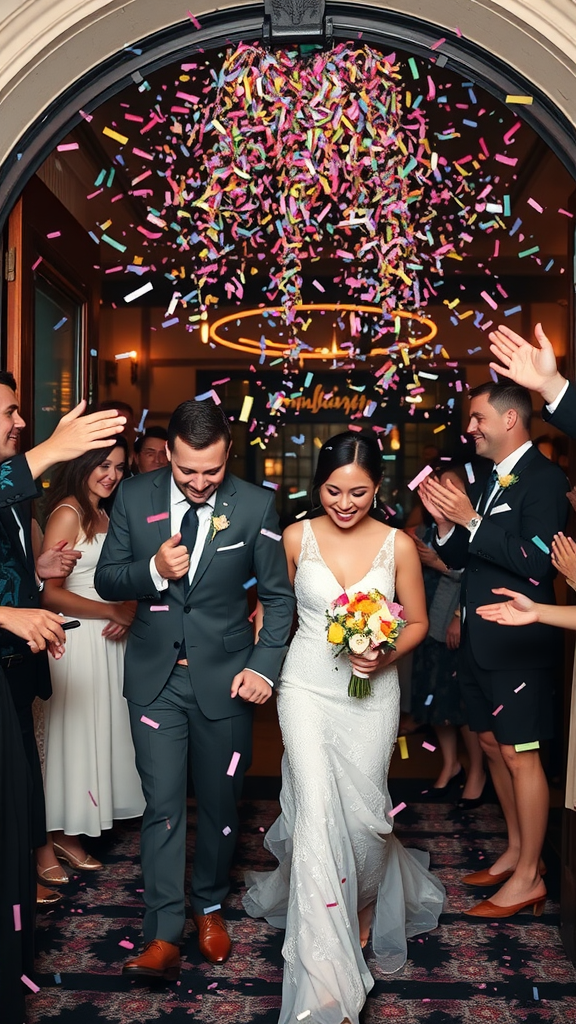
[243,522,445,1024]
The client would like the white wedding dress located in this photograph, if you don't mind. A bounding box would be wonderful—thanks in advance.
[244,521,445,1024]
[43,515,144,836]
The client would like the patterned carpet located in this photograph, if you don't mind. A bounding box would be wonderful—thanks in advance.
[29,781,576,1024]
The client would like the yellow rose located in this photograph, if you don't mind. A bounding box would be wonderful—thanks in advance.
[328,623,345,645]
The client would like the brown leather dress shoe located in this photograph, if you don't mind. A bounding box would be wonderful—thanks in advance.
[192,912,231,963]
[122,939,180,980]
[465,892,547,919]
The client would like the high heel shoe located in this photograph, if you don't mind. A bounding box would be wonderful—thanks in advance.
[423,765,465,802]
[455,776,488,810]
[53,841,102,871]
[464,893,546,918]
[37,883,63,906]
[462,859,547,886]
[37,863,69,884]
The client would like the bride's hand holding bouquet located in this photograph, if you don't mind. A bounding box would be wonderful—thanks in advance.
[326,589,406,698]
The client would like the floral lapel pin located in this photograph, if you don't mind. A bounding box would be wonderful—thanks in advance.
[210,513,230,542]
[497,473,519,490]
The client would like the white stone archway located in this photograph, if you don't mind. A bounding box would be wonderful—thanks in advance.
[1,0,576,179]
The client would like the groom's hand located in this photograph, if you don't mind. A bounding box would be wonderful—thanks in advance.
[154,532,190,580]
[231,669,272,705]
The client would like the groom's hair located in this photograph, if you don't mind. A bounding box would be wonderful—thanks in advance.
[469,381,532,430]
[168,397,231,451]
[0,370,17,392]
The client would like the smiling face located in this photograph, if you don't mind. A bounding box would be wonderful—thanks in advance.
[167,435,230,505]
[319,462,379,529]
[86,445,126,505]
[467,393,512,463]
[0,383,26,462]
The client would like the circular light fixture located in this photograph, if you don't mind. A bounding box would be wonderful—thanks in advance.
[209,304,437,359]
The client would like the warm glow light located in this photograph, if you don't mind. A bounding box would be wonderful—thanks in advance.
[209,305,437,359]
[115,350,138,360]
[390,427,401,451]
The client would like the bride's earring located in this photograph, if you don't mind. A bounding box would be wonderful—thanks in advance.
[373,493,378,509]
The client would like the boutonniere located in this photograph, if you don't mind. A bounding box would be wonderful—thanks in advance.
[210,514,230,542]
[497,473,519,490]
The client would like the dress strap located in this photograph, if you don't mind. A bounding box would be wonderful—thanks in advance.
[49,503,84,540]
[297,519,322,565]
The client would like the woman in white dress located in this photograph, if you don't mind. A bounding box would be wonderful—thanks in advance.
[36,439,144,881]
[244,432,446,1024]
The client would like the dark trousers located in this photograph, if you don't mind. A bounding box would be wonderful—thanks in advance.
[128,664,252,943]
[5,658,47,849]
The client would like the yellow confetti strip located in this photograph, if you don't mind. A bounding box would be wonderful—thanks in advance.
[239,395,254,423]
[433,424,446,434]
[505,95,533,104]
[102,127,129,145]
[398,735,409,759]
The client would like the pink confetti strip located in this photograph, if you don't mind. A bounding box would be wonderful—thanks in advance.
[88,790,98,806]
[389,802,406,818]
[21,975,40,993]
[260,528,281,541]
[150,605,169,612]
[13,904,21,931]
[514,682,526,693]
[422,741,436,752]
[226,751,241,776]
[492,704,504,716]
[528,578,540,586]
[407,465,433,491]
[222,826,232,836]
[57,142,79,151]
[118,939,134,949]
[326,901,338,907]
[140,715,160,729]
[147,512,169,522]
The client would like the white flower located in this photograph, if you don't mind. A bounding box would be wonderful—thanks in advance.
[348,634,371,655]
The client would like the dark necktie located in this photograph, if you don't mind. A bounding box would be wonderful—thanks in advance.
[177,504,201,660]
[478,467,499,515]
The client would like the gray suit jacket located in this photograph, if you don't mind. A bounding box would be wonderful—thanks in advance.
[94,468,295,719]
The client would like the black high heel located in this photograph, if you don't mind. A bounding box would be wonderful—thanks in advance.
[456,776,488,810]
[423,765,466,802]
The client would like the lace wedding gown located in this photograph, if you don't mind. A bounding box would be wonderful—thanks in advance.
[244,521,445,1024]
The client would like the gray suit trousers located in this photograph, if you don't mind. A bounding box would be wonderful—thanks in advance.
[128,664,252,943]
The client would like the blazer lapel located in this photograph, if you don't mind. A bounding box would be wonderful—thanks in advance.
[188,475,237,594]
[484,446,538,515]
[151,468,173,540]
[0,505,31,577]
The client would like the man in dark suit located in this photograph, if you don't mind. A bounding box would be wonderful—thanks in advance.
[95,398,294,979]
[0,377,126,1016]
[419,381,569,918]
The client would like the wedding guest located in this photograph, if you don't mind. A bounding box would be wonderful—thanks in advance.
[410,466,486,807]
[0,381,126,1021]
[420,382,568,918]
[244,432,444,1024]
[132,427,168,474]
[35,439,144,880]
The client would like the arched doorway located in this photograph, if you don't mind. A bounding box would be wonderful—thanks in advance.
[2,0,576,963]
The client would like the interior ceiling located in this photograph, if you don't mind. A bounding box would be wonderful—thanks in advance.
[41,37,575,322]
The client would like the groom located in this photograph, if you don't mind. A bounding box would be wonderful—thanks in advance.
[95,398,294,979]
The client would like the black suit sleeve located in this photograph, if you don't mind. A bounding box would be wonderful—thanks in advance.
[542,382,576,440]
[433,525,471,570]
[0,456,39,508]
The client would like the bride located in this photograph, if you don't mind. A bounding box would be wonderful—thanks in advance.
[244,432,445,1024]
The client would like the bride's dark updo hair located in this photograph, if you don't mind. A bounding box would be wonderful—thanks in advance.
[308,431,388,522]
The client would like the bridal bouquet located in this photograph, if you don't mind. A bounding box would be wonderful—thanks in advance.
[326,589,406,698]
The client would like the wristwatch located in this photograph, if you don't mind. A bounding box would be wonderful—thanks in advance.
[465,516,482,533]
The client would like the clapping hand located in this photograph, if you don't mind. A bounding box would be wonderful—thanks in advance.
[488,323,566,404]
[476,588,538,626]
[419,476,476,528]
[551,532,576,588]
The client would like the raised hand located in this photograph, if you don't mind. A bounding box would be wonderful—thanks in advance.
[488,323,566,403]
[420,476,476,528]
[476,587,538,626]
[154,532,191,580]
[551,532,576,586]
[36,539,82,580]
[26,402,127,479]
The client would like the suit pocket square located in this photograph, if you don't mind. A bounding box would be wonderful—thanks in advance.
[216,541,245,552]
[490,503,512,514]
